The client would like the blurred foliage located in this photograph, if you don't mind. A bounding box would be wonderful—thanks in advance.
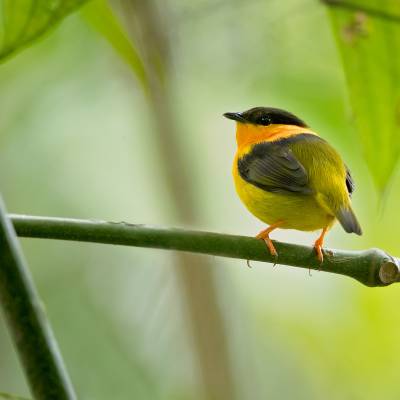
[327,0,400,191]
[0,392,29,400]
[1,0,400,399]
[0,0,89,63]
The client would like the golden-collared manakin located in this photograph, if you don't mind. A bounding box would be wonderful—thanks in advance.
[224,107,362,262]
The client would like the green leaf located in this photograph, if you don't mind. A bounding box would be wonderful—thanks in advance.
[82,0,149,91]
[0,0,89,63]
[326,0,400,191]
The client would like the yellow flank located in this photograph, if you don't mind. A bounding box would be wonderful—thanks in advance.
[233,123,345,232]
[233,162,335,231]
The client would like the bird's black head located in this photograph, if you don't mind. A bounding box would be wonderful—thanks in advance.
[223,107,307,127]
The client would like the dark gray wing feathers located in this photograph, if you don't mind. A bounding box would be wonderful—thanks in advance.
[345,166,355,196]
[238,140,312,194]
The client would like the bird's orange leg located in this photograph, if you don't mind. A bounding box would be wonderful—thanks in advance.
[256,221,284,257]
[314,226,329,263]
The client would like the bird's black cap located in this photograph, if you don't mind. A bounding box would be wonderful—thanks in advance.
[223,107,307,127]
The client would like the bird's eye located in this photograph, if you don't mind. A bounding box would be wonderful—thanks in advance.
[258,115,271,125]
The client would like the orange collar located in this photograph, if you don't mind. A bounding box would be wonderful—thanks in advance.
[236,123,318,149]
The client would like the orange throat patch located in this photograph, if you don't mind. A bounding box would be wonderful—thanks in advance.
[235,123,318,149]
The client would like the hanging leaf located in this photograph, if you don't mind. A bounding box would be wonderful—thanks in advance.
[325,0,400,191]
[82,0,149,91]
[0,0,89,62]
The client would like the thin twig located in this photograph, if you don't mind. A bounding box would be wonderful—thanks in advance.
[0,202,77,400]
[10,214,400,287]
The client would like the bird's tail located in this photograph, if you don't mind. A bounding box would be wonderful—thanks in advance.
[335,206,362,235]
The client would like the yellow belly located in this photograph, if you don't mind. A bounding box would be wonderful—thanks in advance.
[233,170,335,231]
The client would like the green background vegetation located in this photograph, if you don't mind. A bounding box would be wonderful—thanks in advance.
[1,0,400,399]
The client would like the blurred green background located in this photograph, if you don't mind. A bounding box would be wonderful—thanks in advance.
[1,0,400,399]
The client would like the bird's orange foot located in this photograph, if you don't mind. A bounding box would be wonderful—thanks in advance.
[256,231,278,257]
[314,226,329,264]
[256,222,283,258]
[314,240,324,264]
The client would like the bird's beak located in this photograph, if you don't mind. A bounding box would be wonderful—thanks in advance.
[223,112,247,123]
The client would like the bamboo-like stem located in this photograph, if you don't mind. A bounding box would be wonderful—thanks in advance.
[0,203,77,399]
[11,214,400,287]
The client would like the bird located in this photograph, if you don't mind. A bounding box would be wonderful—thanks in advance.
[224,106,362,263]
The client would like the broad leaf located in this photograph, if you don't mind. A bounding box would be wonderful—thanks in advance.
[326,0,400,191]
[0,0,89,62]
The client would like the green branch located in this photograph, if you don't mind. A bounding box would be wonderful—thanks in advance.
[10,214,400,287]
[0,204,77,400]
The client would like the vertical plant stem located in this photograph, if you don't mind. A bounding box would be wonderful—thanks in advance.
[0,197,76,400]
[115,1,237,398]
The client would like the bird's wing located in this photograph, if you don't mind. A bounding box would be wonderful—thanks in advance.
[345,166,355,196]
[237,140,313,194]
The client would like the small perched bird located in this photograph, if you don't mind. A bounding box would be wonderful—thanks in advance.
[224,107,362,262]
